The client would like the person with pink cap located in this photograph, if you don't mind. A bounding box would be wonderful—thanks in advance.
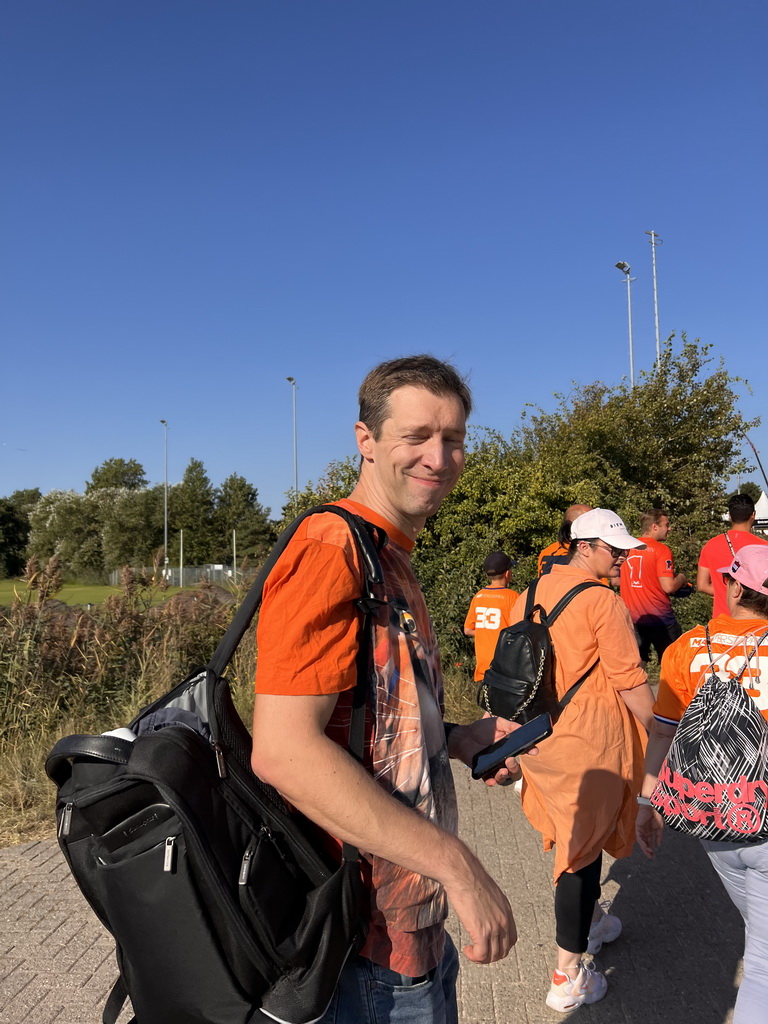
[637,544,768,1024]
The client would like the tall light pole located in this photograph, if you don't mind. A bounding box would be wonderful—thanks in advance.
[286,377,298,512]
[615,262,636,387]
[645,230,663,362]
[160,419,169,578]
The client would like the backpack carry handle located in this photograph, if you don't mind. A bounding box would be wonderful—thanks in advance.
[46,734,134,787]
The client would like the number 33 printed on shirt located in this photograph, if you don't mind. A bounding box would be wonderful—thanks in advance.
[475,607,502,629]
[689,651,768,712]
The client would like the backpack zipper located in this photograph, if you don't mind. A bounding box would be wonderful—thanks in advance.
[163,836,177,873]
[59,802,74,837]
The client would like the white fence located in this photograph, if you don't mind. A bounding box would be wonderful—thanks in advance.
[108,564,235,588]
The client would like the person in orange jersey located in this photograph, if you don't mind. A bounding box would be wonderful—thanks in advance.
[637,545,768,1024]
[620,509,688,666]
[464,551,519,682]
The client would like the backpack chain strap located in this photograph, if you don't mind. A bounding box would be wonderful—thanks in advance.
[480,648,547,720]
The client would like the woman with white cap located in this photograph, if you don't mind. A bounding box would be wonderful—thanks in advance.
[510,508,655,1012]
[636,544,768,1024]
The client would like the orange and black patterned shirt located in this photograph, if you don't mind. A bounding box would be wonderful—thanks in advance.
[255,499,456,976]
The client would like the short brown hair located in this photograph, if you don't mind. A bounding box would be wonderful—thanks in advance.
[358,355,472,440]
[640,509,668,534]
[736,582,768,619]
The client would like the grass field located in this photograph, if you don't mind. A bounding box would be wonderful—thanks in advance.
[0,579,191,606]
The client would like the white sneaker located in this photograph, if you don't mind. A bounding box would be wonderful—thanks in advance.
[545,961,608,1013]
[586,911,622,954]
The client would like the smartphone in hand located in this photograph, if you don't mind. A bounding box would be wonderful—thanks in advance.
[471,713,553,781]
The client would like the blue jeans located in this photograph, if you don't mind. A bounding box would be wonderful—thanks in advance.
[318,932,459,1024]
[702,837,768,1024]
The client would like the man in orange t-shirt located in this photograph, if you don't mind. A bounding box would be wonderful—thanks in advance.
[464,551,519,681]
[697,493,768,617]
[251,356,521,1023]
[620,509,688,665]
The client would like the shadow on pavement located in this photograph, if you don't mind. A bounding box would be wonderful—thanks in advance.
[583,828,740,1023]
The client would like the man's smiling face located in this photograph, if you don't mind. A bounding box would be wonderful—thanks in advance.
[355,384,466,535]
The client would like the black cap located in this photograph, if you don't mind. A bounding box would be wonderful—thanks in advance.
[483,551,511,575]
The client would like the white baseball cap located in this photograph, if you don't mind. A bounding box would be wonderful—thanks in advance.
[570,508,644,549]
[717,544,768,596]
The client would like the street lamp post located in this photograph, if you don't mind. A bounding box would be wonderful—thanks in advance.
[160,419,169,578]
[286,377,298,512]
[645,230,663,363]
[615,262,636,387]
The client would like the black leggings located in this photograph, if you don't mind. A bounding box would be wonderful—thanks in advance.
[555,854,603,954]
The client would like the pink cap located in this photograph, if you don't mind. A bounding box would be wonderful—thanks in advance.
[718,544,768,596]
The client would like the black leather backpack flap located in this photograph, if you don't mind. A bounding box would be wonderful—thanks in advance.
[478,617,556,722]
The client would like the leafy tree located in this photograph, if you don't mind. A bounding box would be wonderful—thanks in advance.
[0,501,27,578]
[169,459,216,565]
[280,456,361,527]
[101,486,165,571]
[27,491,105,582]
[728,481,762,504]
[416,337,755,662]
[213,474,275,564]
[86,458,148,492]
[0,488,42,578]
[9,487,42,520]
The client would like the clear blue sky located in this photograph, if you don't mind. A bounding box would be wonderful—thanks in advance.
[3,1,766,517]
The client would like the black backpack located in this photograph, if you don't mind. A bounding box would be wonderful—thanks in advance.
[45,505,385,1024]
[477,577,604,724]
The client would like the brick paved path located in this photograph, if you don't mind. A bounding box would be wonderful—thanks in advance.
[1,766,741,1023]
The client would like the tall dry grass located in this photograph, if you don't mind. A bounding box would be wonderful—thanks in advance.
[1,556,475,847]
[0,558,255,846]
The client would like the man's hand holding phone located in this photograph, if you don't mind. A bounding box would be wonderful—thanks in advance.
[470,713,552,781]
[446,713,544,787]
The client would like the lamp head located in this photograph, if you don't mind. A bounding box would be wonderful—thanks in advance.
[615,261,630,274]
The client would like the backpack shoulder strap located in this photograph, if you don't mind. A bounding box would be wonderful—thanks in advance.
[523,577,540,619]
[544,581,608,710]
[706,624,768,684]
[545,581,606,627]
[209,504,385,864]
[207,504,385,678]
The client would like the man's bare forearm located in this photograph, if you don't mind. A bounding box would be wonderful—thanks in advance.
[251,692,517,962]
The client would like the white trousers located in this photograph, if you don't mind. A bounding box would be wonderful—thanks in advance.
[701,837,768,1024]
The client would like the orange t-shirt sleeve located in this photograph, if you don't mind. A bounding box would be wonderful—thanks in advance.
[255,534,361,696]
[464,595,477,632]
[653,641,693,723]
[589,589,646,691]
[656,543,674,579]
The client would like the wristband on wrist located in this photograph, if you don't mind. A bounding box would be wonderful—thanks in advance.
[636,795,653,807]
